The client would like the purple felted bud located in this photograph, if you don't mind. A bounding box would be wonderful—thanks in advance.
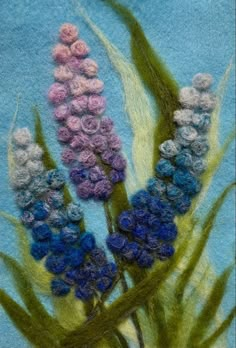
[94,179,113,200]
[77,180,94,199]
[48,83,68,104]
[110,169,125,183]
[66,116,81,132]
[101,150,114,165]
[90,134,107,153]
[107,134,122,151]
[54,104,71,122]
[88,166,106,182]
[70,132,90,151]
[71,95,88,114]
[81,115,100,135]
[78,150,97,168]
[99,117,113,135]
[70,167,89,184]
[111,154,126,171]
[61,148,76,165]
[88,95,106,115]
[57,127,72,143]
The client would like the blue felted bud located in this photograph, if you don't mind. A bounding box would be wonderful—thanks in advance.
[96,276,112,293]
[60,224,80,244]
[75,283,94,301]
[21,211,34,227]
[80,232,96,252]
[15,190,34,208]
[51,278,70,296]
[90,248,107,266]
[70,167,89,184]
[131,190,151,208]
[174,195,191,214]
[159,203,175,222]
[50,235,67,254]
[176,126,198,145]
[64,269,80,285]
[30,241,49,260]
[191,137,209,156]
[28,174,48,196]
[67,203,83,222]
[191,113,211,132]
[46,169,65,189]
[118,211,136,231]
[66,248,84,267]
[166,184,183,201]
[45,254,68,274]
[100,262,117,279]
[146,177,166,196]
[156,223,177,242]
[82,262,99,281]
[137,250,154,268]
[191,158,206,175]
[48,210,67,228]
[120,241,140,261]
[133,209,150,224]
[32,222,52,241]
[148,214,161,229]
[173,169,201,196]
[46,190,64,209]
[33,201,50,220]
[175,150,193,168]
[106,233,127,253]
[148,196,164,215]
[155,159,175,177]
[110,169,125,184]
[146,234,160,250]
[157,244,175,260]
[133,225,148,241]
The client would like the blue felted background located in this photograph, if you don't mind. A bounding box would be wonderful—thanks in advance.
[0,0,235,347]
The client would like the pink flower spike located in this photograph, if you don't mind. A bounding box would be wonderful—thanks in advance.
[52,44,71,63]
[48,83,68,104]
[80,58,98,77]
[88,95,106,115]
[54,65,73,82]
[66,116,81,132]
[71,40,90,58]
[60,23,78,44]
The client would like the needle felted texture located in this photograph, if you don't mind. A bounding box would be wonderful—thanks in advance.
[48,23,127,201]
[10,128,118,300]
[107,73,217,268]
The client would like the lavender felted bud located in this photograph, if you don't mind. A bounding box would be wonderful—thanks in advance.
[54,65,73,82]
[11,168,31,189]
[66,116,81,132]
[155,159,175,177]
[111,154,126,171]
[94,179,113,200]
[99,117,113,135]
[174,194,191,214]
[90,134,107,153]
[66,56,82,72]
[27,144,44,160]
[101,150,115,165]
[199,92,217,112]
[71,39,90,57]
[118,211,136,231]
[75,283,94,301]
[48,83,68,104]
[81,115,100,135]
[70,132,90,150]
[61,148,76,165]
[71,96,88,114]
[78,150,97,168]
[88,95,106,115]
[89,166,105,182]
[107,134,122,151]
[59,23,78,44]
[54,104,71,122]
[52,44,71,63]
[77,180,94,199]
[159,140,180,158]
[70,167,88,184]
[173,109,193,126]
[46,169,65,189]
[12,128,32,147]
[14,149,29,165]
[179,87,200,109]
[120,242,140,261]
[110,169,125,183]
[67,203,83,221]
[66,248,84,267]
[192,73,213,91]
[80,58,98,77]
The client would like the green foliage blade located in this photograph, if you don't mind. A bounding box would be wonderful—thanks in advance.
[200,307,236,348]
[103,0,180,168]
[175,182,235,299]
[187,266,234,346]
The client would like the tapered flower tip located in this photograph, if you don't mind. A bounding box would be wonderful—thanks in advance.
[59,23,78,44]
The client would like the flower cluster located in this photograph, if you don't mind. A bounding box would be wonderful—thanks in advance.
[48,23,126,200]
[107,74,216,267]
[11,128,117,300]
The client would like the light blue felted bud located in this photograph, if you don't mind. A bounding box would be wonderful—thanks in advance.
[159,140,180,158]
[179,87,200,109]
[192,73,213,91]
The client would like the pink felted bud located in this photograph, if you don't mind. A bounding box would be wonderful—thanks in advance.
[48,83,68,104]
[70,132,90,151]
[71,40,90,57]
[80,58,98,77]
[85,78,104,94]
[81,115,100,135]
[54,65,73,82]
[90,134,107,153]
[54,104,71,122]
[66,56,82,72]
[59,23,78,44]
[107,134,122,151]
[69,75,88,96]
[52,44,71,63]
[71,95,88,114]
[61,148,76,165]
[78,150,97,168]
[57,127,72,143]
[88,95,106,115]
[66,116,81,132]
[111,154,126,170]
[99,117,114,135]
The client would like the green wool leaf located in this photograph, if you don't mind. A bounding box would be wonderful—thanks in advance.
[0,252,65,338]
[175,182,235,300]
[103,0,180,168]
[199,307,236,348]
[0,289,57,348]
[187,266,234,347]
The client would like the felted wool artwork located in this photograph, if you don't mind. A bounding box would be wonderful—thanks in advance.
[0,1,235,348]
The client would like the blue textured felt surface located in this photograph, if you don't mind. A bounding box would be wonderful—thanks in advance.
[0,0,235,347]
